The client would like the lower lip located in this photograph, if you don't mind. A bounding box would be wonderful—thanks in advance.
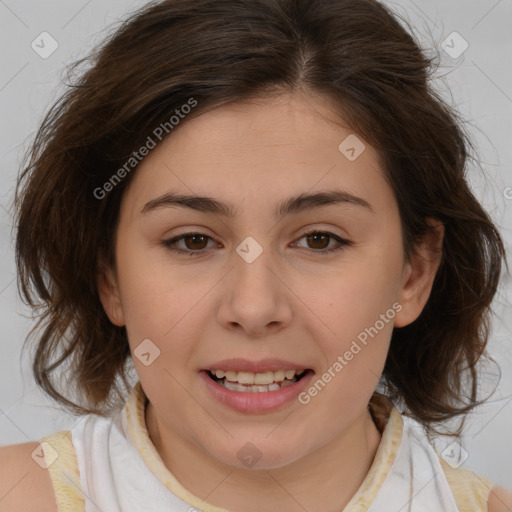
[199,370,314,413]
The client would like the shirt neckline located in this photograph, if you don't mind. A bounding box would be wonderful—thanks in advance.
[124,380,404,512]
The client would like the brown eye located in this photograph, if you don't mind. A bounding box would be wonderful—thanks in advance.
[182,234,209,250]
[162,230,352,257]
[161,232,216,256]
[294,230,352,255]
[305,232,331,250]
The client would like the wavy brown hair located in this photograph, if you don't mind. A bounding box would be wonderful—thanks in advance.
[13,0,506,432]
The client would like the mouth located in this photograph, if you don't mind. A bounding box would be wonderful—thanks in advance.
[206,368,312,393]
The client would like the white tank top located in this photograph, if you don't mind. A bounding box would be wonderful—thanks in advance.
[39,381,492,512]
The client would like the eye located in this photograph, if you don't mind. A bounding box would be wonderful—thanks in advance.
[293,230,352,255]
[161,230,353,257]
[161,232,217,256]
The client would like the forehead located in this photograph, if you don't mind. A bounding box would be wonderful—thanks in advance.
[121,92,391,218]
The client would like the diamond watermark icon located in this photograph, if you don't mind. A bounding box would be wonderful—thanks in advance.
[338,134,366,161]
[31,32,59,59]
[441,32,469,59]
[236,236,263,264]
[31,441,58,469]
[134,338,161,366]
[237,442,263,468]
[441,440,469,469]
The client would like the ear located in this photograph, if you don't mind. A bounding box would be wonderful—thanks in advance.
[97,258,126,327]
[394,219,444,328]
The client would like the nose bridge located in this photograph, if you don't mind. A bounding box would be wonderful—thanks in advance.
[218,233,292,334]
[232,234,278,300]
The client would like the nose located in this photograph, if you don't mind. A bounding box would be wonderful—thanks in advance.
[216,241,293,337]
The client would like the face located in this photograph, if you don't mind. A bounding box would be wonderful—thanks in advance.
[98,91,441,470]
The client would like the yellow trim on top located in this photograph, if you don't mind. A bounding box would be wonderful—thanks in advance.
[39,430,85,512]
[37,380,489,512]
[126,380,230,512]
[343,406,403,511]
[439,457,492,512]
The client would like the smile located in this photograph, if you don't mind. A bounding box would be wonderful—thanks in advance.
[208,369,306,393]
[200,368,314,413]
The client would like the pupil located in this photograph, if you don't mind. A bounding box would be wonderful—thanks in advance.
[308,233,328,249]
[186,234,207,250]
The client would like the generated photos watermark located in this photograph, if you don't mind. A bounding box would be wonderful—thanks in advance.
[93,97,198,200]
[298,301,403,405]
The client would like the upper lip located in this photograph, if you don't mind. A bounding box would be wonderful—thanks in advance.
[203,358,311,373]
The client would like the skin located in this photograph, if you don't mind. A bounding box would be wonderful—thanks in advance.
[97,90,445,512]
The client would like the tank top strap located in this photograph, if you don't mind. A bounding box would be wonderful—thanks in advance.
[39,430,85,512]
[439,456,493,511]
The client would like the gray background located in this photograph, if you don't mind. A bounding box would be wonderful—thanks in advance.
[0,0,511,490]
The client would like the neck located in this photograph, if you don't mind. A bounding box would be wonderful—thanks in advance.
[145,402,382,512]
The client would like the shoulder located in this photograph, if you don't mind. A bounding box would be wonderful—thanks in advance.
[439,456,512,512]
[0,441,58,512]
[487,486,512,512]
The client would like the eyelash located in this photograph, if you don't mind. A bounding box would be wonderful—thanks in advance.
[160,230,353,257]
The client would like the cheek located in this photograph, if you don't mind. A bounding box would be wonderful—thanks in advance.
[300,241,402,377]
[117,229,186,307]
[114,235,197,354]
[311,286,394,379]
[311,259,401,340]
[302,275,395,416]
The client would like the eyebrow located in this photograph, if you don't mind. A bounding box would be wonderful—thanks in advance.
[140,189,374,218]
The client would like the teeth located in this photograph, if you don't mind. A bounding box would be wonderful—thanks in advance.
[225,371,237,382]
[255,372,275,385]
[213,369,305,385]
[220,379,297,393]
